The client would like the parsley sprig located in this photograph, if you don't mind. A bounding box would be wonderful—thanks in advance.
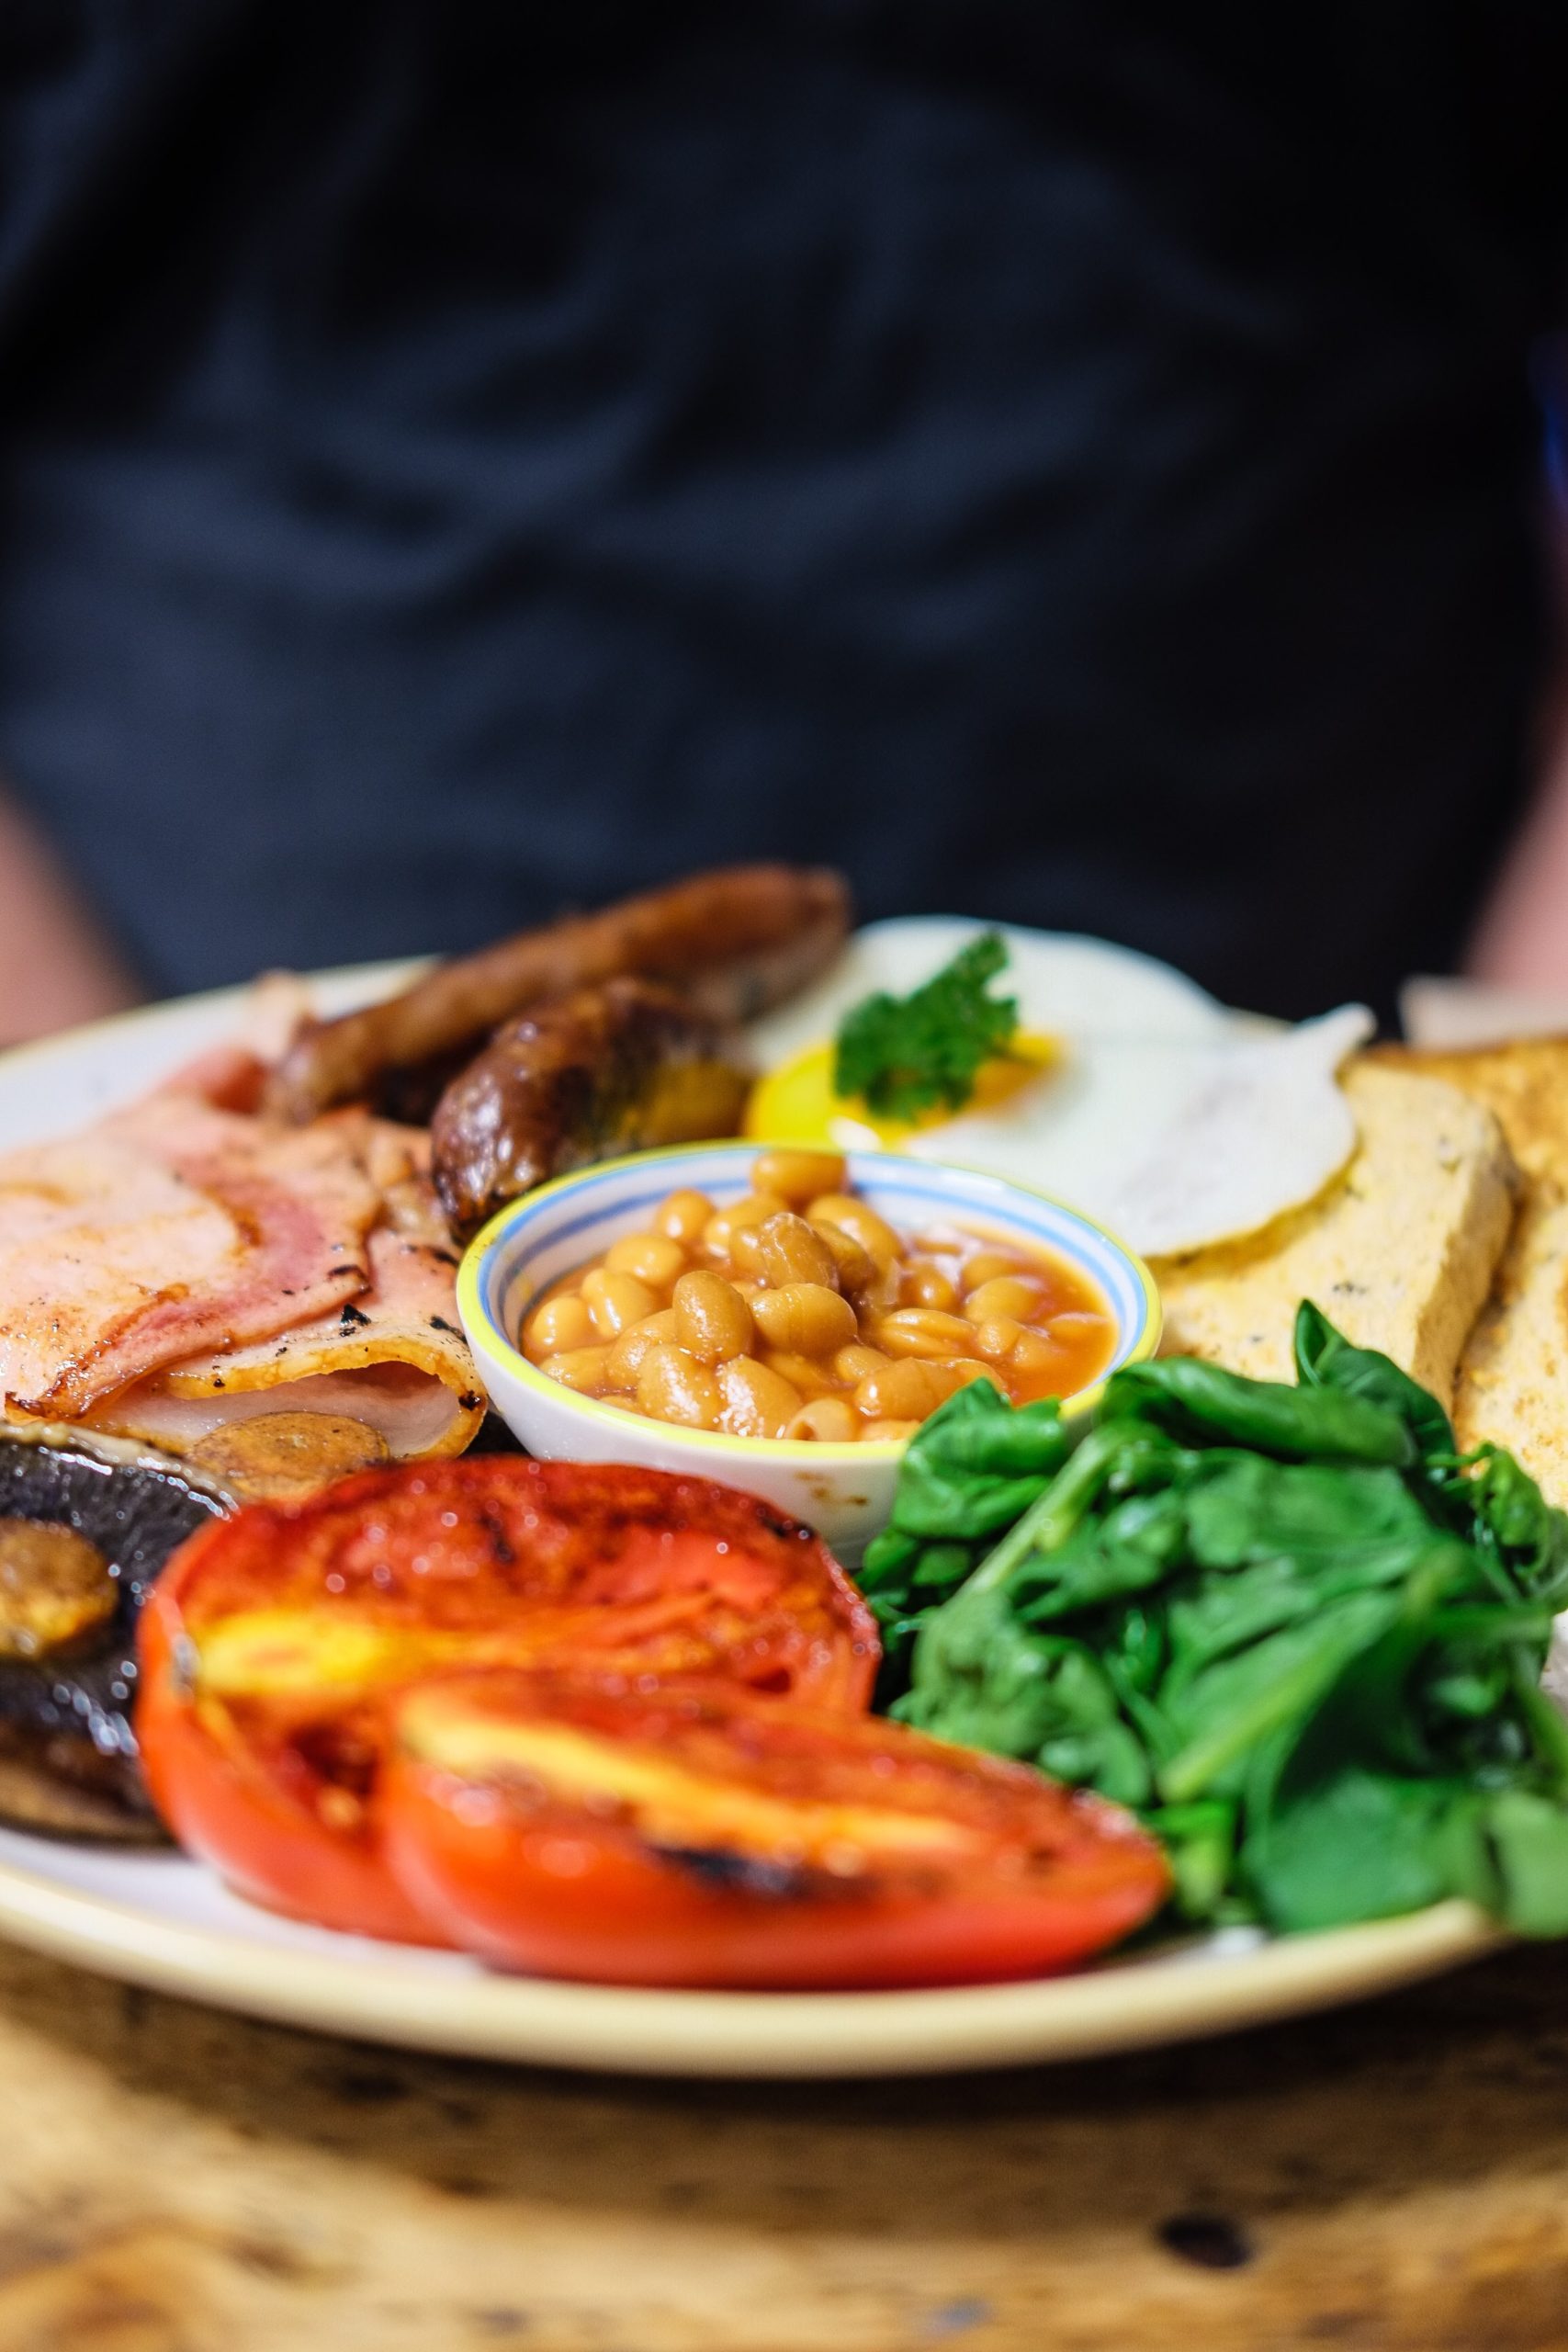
[832,932,1020,1121]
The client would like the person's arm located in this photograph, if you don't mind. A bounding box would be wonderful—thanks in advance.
[1466,676,1568,989]
[1466,477,1568,989]
[0,783,141,1045]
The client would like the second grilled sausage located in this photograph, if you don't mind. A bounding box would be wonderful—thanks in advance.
[432,978,751,1242]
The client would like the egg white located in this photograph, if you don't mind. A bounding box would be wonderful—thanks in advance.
[744,919,1371,1260]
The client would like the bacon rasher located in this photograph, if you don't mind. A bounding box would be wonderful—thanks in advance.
[0,1093,379,1419]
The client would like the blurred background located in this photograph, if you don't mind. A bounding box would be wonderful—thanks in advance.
[1,1,1567,1042]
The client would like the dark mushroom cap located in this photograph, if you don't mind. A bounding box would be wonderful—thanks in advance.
[0,1429,229,1838]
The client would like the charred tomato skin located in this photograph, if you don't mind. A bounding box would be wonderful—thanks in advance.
[137,1457,877,1940]
[380,1672,1170,1989]
[137,1562,445,1941]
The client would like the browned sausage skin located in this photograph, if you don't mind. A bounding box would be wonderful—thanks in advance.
[267,865,850,1124]
[431,978,751,1243]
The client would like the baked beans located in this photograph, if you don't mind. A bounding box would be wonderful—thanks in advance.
[522,1150,1115,1442]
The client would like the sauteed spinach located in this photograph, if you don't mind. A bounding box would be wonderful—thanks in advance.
[861,1305,1568,1936]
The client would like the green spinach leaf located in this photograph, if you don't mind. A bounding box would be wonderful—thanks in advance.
[888,1306,1568,1939]
[1104,1357,1415,1466]
[1293,1299,1455,1460]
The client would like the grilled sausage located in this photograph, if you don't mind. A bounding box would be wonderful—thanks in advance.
[432,978,752,1241]
[268,864,850,1124]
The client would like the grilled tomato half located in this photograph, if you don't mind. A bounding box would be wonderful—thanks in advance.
[382,1671,1168,1986]
[138,1458,877,1940]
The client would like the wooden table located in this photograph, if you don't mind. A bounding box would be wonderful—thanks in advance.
[4,1936,1566,2351]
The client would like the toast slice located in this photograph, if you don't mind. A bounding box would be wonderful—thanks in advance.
[1367,1039,1568,1499]
[1152,1060,1517,1405]
[1365,1038,1568,1191]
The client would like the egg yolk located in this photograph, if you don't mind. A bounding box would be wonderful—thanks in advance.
[743,1032,1061,1149]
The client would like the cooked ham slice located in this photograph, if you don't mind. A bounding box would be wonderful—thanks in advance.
[0,1022,484,1467]
[152,973,318,1114]
[91,1224,485,1461]
[0,1094,379,1418]
[91,1363,471,1459]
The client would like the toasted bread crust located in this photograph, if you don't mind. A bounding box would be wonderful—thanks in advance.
[1152,1062,1517,1406]
[1370,1038,1568,1499]
[1365,1037,1568,1191]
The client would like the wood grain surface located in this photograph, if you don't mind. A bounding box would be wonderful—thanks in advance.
[4,1936,1567,2351]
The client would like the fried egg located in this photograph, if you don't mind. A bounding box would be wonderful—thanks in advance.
[743,919,1372,1259]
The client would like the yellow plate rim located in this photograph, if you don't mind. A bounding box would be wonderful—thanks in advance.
[0,1848,1498,2077]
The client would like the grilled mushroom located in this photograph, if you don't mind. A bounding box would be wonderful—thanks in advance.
[0,1426,230,1840]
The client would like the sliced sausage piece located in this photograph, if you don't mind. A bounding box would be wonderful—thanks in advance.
[432,978,751,1241]
[267,864,850,1123]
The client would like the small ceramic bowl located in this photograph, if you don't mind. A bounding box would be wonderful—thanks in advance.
[457,1143,1159,1562]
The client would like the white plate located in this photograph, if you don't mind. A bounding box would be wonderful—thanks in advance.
[0,972,1501,2076]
